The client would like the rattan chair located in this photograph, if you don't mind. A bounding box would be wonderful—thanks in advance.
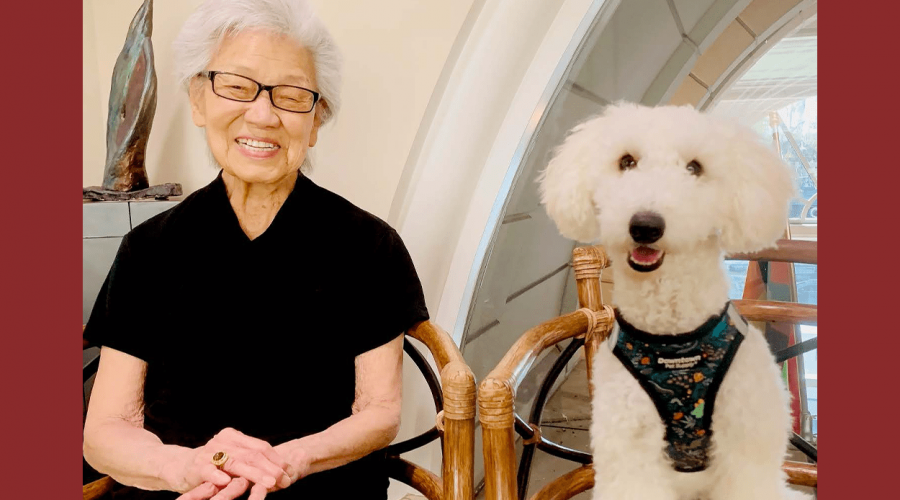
[83,320,476,500]
[477,242,817,500]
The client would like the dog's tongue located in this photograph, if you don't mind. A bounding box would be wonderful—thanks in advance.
[631,246,662,263]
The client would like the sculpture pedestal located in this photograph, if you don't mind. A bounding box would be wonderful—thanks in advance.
[83,198,181,324]
[83,183,182,201]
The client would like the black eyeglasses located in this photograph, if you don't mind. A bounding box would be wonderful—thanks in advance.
[199,71,320,113]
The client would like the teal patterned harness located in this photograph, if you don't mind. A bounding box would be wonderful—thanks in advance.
[609,303,747,472]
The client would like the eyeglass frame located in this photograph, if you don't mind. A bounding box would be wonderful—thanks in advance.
[198,70,321,114]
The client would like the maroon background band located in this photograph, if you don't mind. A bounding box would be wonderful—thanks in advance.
[0,0,893,498]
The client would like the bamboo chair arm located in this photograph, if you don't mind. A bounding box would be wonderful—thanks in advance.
[82,476,114,500]
[726,238,817,264]
[407,320,476,500]
[571,246,611,274]
[386,457,444,500]
[579,239,816,266]
[410,321,476,419]
[476,309,611,500]
[480,308,613,399]
[529,465,593,500]
[782,460,817,487]
[406,321,476,421]
[440,360,476,421]
[407,321,465,372]
[733,300,817,324]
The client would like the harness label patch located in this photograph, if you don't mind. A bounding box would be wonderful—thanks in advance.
[657,355,702,369]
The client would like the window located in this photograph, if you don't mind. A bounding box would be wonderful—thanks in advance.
[716,15,817,440]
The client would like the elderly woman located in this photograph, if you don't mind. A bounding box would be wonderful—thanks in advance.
[82,1,428,499]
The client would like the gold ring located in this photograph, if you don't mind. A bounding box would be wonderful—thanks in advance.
[211,451,229,469]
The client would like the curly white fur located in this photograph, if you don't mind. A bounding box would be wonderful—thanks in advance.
[539,103,809,499]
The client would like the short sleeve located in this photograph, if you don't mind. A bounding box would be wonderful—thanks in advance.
[83,235,153,362]
[353,228,430,357]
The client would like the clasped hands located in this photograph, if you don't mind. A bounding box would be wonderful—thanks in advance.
[168,428,307,500]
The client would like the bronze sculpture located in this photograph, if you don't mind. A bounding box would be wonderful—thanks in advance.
[84,0,181,201]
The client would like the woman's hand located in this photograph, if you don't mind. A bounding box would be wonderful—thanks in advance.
[164,428,293,493]
[174,477,271,500]
[175,441,304,500]
[176,442,311,500]
[273,441,313,485]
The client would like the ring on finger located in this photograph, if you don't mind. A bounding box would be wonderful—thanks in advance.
[211,451,229,470]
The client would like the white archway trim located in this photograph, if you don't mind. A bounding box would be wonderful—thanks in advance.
[699,0,817,110]
[439,0,617,346]
[392,0,611,346]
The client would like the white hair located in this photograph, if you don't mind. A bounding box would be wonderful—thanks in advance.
[173,0,343,128]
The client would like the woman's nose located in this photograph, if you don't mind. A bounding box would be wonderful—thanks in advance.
[244,90,280,127]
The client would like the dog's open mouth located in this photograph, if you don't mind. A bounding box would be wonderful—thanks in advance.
[628,246,665,272]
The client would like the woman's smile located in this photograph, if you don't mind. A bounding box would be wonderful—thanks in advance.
[234,136,281,159]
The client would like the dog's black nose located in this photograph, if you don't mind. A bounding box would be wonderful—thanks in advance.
[629,211,665,244]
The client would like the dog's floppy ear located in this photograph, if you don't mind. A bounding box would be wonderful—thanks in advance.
[538,116,604,242]
[718,125,797,254]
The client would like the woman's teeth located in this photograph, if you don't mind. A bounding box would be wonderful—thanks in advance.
[236,138,279,150]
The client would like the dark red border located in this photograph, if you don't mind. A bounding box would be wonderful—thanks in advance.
[0,1,892,498]
[0,0,82,497]
[822,1,899,497]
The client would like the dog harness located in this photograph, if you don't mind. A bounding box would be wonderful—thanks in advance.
[608,302,747,472]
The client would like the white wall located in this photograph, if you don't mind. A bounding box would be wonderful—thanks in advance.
[83,0,475,219]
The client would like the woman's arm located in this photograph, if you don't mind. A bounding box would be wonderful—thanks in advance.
[275,333,404,479]
[83,347,199,491]
[83,347,290,495]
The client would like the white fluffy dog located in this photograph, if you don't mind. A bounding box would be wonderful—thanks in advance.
[539,103,808,499]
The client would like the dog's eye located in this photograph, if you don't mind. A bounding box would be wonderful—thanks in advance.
[619,154,637,171]
[686,160,703,176]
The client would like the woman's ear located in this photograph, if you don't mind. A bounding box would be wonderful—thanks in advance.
[718,125,797,254]
[538,115,604,242]
[188,76,207,127]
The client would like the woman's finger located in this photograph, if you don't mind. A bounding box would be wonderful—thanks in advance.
[175,482,219,500]
[248,482,269,500]
[199,463,232,487]
[220,430,289,472]
[210,477,250,500]
[221,458,277,489]
[241,451,292,489]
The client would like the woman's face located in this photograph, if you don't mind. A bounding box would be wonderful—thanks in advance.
[189,29,322,185]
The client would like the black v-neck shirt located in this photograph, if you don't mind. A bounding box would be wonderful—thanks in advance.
[85,172,429,499]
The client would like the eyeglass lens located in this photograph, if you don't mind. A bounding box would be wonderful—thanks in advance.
[213,73,316,112]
